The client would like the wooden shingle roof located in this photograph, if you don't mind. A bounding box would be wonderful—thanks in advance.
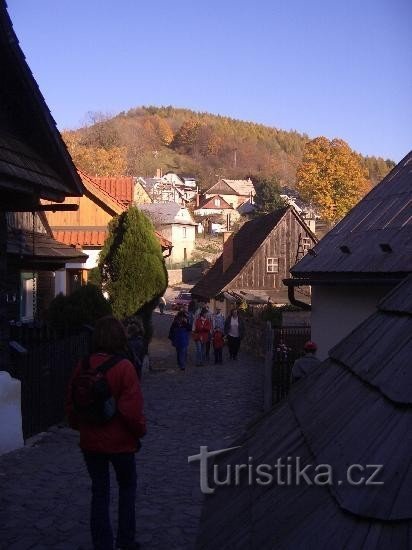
[197,275,412,549]
[0,3,83,200]
[292,151,412,277]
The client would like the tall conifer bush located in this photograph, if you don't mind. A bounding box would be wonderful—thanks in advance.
[99,207,168,318]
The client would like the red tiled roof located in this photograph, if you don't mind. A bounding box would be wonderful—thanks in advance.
[92,176,134,204]
[53,229,108,247]
[53,228,172,250]
[78,171,125,214]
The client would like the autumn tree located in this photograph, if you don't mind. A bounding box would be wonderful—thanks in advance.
[296,137,371,224]
[252,175,287,215]
[62,130,127,176]
[98,207,167,318]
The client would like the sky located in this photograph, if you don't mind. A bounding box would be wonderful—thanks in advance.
[7,0,412,162]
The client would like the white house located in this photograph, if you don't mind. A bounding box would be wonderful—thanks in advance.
[139,202,197,264]
[286,151,412,359]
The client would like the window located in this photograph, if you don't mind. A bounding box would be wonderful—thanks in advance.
[302,237,312,254]
[20,272,37,321]
[215,198,221,207]
[183,226,187,238]
[266,257,279,273]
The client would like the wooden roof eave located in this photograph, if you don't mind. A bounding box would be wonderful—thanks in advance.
[1,5,83,197]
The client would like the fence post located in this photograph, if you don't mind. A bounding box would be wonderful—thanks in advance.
[264,321,274,412]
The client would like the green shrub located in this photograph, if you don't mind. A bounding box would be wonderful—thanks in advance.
[47,283,112,332]
[99,207,168,318]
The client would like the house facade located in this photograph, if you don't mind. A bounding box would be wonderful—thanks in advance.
[194,194,240,233]
[204,178,255,209]
[192,207,317,315]
[286,151,412,359]
[139,202,197,265]
[45,172,172,292]
[6,211,86,322]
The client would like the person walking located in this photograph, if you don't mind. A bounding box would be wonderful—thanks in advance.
[66,316,146,550]
[224,308,245,360]
[158,296,166,314]
[212,327,225,364]
[168,310,192,371]
[193,307,212,366]
[291,340,321,382]
[212,306,225,332]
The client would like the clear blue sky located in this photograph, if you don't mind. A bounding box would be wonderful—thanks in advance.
[7,0,412,161]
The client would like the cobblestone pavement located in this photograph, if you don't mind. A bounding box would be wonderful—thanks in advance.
[0,312,264,550]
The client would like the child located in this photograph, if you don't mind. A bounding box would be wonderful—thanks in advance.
[212,328,225,364]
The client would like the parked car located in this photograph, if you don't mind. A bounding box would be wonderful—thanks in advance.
[171,292,192,310]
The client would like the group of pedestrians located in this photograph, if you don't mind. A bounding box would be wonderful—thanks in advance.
[168,300,245,370]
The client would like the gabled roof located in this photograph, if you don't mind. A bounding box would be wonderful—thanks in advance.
[197,275,412,548]
[91,176,134,205]
[0,3,83,201]
[53,173,171,250]
[196,195,233,210]
[292,151,412,277]
[205,178,255,197]
[139,202,196,226]
[192,207,296,299]
[79,171,125,215]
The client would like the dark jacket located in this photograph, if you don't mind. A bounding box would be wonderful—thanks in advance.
[66,353,146,454]
[224,315,245,339]
[127,335,145,378]
[291,354,321,382]
[169,317,192,348]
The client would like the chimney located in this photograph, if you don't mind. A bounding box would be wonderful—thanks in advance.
[156,168,162,179]
[222,232,234,272]
[196,192,200,208]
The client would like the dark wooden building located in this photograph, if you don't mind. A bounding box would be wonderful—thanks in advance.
[191,206,317,314]
[0,1,84,362]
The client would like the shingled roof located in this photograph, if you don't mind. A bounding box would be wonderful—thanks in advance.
[192,207,290,299]
[291,151,412,278]
[197,274,412,549]
[205,178,255,197]
[0,2,83,201]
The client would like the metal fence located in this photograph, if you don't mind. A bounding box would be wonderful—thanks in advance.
[7,325,91,439]
[264,325,311,409]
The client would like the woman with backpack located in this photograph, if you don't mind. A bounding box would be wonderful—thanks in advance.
[66,316,146,550]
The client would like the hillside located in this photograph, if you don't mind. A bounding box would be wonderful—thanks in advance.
[62,106,395,189]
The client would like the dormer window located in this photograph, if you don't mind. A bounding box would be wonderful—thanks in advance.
[215,198,221,207]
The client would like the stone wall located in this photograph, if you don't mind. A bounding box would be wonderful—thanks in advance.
[167,267,203,286]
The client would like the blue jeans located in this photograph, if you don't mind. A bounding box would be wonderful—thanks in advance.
[195,340,206,365]
[176,346,188,369]
[83,451,137,550]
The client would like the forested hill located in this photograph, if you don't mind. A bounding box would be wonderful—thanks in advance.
[62,106,395,190]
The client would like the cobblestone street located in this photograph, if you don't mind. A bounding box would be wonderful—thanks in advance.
[0,312,263,550]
